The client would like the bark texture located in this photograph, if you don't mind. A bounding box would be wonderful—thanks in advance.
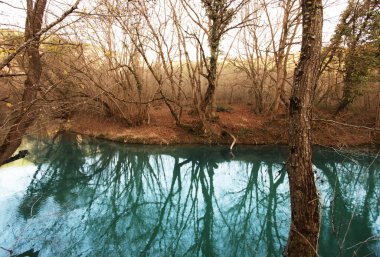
[377,93,380,128]
[199,0,225,118]
[373,93,380,143]
[284,0,323,256]
[0,0,47,166]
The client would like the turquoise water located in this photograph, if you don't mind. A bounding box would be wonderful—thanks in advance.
[0,134,379,257]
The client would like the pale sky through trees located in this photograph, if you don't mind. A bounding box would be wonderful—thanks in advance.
[1,0,347,47]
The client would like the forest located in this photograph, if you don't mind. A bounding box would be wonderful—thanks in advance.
[1,0,379,147]
[0,0,379,256]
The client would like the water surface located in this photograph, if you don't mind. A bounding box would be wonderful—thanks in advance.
[0,134,379,257]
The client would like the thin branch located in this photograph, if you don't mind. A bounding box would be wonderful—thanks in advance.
[0,0,81,71]
[313,119,380,131]
[0,73,27,77]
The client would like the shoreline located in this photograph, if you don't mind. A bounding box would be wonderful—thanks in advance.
[36,104,378,150]
[46,105,378,151]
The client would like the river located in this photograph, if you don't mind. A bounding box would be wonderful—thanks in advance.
[0,133,379,257]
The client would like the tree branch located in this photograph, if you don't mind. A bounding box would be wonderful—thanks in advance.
[0,0,81,71]
[313,118,380,131]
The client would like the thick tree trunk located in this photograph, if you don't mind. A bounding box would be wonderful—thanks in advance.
[0,0,47,166]
[284,0,323,257]
[201,43,218,118]
[376,93,380,128]
[373,92,380,143]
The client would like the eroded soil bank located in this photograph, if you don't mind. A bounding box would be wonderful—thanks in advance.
[49,104,379,149]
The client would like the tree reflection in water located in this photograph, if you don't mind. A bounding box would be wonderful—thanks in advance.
[0,135,379,257]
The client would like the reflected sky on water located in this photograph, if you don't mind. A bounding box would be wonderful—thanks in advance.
[0,134,379,257]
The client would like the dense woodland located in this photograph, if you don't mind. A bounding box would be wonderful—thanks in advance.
[1,0,379,134]
[0,0,379,256]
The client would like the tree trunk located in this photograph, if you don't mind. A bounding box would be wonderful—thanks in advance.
[376,93,380,128]
[272,57,285,113]
[201,42,218,118]
[271,7,288,114]
[284,0,323,256]
[373,92,380,143]
[0,0,47,166]
[271,0,299,114]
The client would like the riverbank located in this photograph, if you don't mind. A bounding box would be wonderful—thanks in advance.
[51,104,378,148]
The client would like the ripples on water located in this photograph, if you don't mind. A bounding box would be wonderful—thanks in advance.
[0,134,379,257]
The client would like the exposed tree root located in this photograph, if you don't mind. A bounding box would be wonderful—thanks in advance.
[2,150,29,165]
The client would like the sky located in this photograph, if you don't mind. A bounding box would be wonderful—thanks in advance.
[0,0,348,59]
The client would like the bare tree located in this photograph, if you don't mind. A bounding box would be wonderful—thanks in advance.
[182,0,251,121]
[266,0,301,114]
[231,0,300,114]
[0,0,81,72]
[285,0,323,256]
[0,0,48,166]
[0,0,80,166]
[232,23,271,113]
